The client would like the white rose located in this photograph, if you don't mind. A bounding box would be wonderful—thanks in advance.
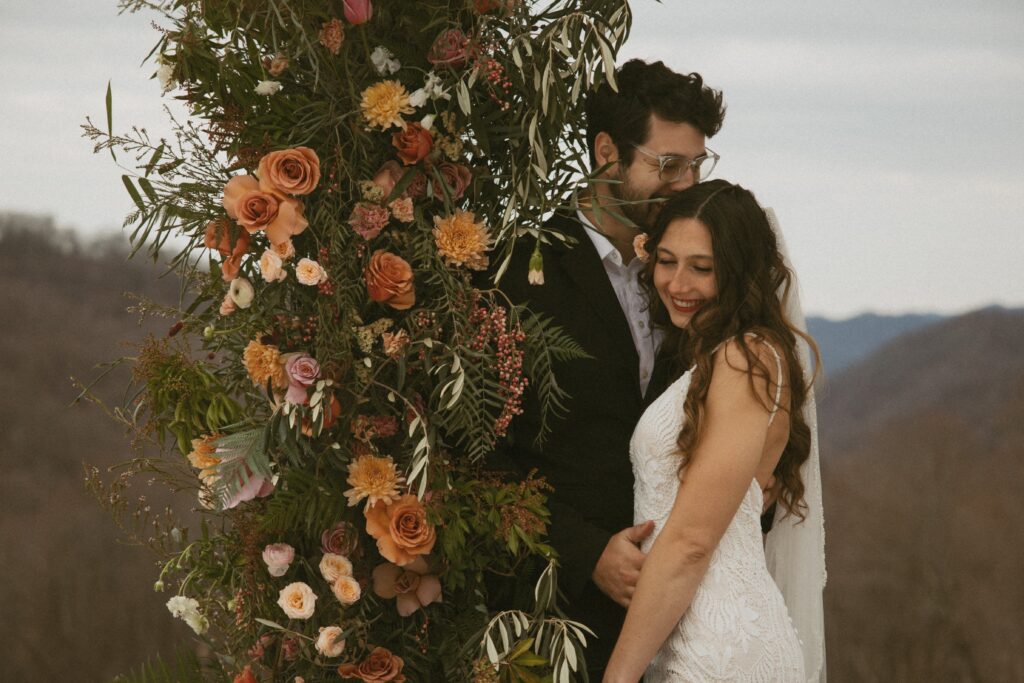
[228,277,255,308]
[262,542,295,577]
[255,80,283,96]
[277,581,317,619]
[295,258,327,286]
[315,625,347,657]
[319,553,354,584]
[260,249,288,283]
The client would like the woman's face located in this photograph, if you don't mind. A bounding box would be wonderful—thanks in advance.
[653,217,718,329]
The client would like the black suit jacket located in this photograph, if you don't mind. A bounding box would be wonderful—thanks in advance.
[493,213,672,676]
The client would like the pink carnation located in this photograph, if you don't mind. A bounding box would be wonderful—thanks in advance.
[349,202,391,240]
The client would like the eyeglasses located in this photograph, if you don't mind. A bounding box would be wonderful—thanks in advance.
[630,144,720,183]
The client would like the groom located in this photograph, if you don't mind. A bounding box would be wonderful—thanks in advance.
[494,60,726,677]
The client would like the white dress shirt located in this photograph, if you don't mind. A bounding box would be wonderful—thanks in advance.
[578,209,663,396]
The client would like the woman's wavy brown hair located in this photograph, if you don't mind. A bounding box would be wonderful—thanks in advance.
[642,180,820,519]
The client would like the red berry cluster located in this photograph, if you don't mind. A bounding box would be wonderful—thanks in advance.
[272,312,319,348]
[317,246,335,296]
[480,56,512,111]
[468,302,527,436]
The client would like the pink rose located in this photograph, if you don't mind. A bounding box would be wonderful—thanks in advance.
[262,542,295,577]
[321,521,361,558]
[436,162,472,200]
[284,353,320,404]
[427,29,473,69]
[343,0,373,25]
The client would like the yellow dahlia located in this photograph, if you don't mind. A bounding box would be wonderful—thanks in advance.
[243,339,288,389]
[360,80,415,130]
[344,454,405,507]
[432,210,492,271]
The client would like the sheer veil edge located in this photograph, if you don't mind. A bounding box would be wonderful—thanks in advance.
[763,207,827,683]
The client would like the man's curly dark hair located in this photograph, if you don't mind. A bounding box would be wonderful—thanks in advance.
[585,59,726,166]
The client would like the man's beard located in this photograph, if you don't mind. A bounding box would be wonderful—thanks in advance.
[608,174,660,231]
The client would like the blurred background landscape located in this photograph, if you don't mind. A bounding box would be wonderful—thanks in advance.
[3,212,1022,681]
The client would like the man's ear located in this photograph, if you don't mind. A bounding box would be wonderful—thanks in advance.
[593,131,620,170]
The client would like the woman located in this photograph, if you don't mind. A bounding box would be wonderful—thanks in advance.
[604,180,825,682]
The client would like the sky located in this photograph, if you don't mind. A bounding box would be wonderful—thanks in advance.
[2,1,1023,318]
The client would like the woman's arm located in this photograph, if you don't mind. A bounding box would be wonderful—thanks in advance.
[603,340,779,683]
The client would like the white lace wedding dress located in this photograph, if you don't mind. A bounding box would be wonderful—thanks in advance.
[630,360,805,682]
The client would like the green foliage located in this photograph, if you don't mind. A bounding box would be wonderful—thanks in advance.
[109,649,220,683]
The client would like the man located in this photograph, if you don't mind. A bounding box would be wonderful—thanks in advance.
[494,59,726,678]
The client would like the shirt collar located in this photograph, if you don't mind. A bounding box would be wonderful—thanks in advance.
[577,207,619,264]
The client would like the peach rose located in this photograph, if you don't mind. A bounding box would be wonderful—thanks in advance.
[391,123,433,166]
[319,553,354,583]
[372,557,442,617]
[222,174,308,246]
[337,647,405,682]
[331,575,362,605]
[260,248,288,282]
[364,494,436,566]
[316,625,347,658]
[277,581,317,620]
[273,238,296,261]
[219,292,237,316]
[364,250,415,310]
[258,147,321,196]
[296,257,328,286]
[204,220,251,281]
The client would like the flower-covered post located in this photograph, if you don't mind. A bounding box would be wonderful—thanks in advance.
[84,0,632,680]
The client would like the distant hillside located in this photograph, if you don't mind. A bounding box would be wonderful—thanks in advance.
[806,312,945,374]
[0,214,190,681]
[818,307,1024,680]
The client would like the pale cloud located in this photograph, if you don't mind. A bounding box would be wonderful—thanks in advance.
[1,0,1022,316]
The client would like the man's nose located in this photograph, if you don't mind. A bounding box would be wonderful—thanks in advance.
[667,167,697,192]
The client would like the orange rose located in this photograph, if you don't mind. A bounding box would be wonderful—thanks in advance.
[204,220,251,281]
[337,646,406,682]
[257,146,321,196]
[391,123,433,166]
[233,665,258,683]
[364,250,415,310]
[364,494,436,566]
[301,395,342,437]
[222,174,308,246]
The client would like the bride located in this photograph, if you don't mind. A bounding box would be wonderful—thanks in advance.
[603,180,826,682]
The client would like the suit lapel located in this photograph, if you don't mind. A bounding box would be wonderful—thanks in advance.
[553,215,640,378]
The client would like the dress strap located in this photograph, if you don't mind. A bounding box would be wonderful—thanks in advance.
[713,333,785,425]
